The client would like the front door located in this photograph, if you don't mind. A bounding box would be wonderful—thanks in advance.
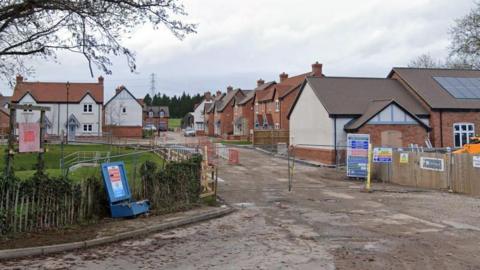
[68,125,76,141]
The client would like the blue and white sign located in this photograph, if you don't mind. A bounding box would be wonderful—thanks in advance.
[347,134,370,178]
[101,162,131,203]
[373,147,393,163]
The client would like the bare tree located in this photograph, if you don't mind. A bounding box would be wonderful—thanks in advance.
[450,3,480,69]
[408,53,443,68]
[0,1,196,83]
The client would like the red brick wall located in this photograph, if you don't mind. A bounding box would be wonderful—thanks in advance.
[280,88,300,130]
[430,111,480,147]
[104,126,142,138]
[143,116,168,129]
[220,100,235,135]
[293,146,336,165]
[206,113,214,136]
[0,111,9,135]
[357,124,428,147]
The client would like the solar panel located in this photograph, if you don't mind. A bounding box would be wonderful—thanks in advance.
[434,77,480,99]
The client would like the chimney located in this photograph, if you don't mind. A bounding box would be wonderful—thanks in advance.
[16,74,24,83]
[257,78,265,87]
[279,72,288,83]
[98,76,104,84]
[227,86,233,93]
[312,62,323,76]
[204,91,212,101]
[216,90,222,97]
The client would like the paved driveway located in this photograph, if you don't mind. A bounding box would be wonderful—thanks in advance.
[2,145,480,269]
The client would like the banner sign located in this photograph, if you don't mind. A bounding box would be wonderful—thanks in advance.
[473,156,480,168]
[19,123,40,153]
[373,147,393,163]
[400,153,409,164]
[101,162,131,203]
[420,157,444,172]
[107,165,126,198]
[347,134,370,178]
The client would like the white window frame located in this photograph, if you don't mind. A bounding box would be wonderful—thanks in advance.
[83,103,93,113]
[274,123,280,130]
[83,124,93,133]
[148,111,153,118]
[255,102,259,114]
[453,123,475,148]
[159,111,165,118]
[275,100,280,112]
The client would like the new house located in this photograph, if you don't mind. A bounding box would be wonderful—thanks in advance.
[254,62,323,130]
[289,76,430,165]
[213,87,247,137]
[232,79,274,139]
[388,68,480,148]
[143,106,170,131]
[204,91,224,136]
[104,85,143,138]
[11,75,104,140]
[192,92,213,135]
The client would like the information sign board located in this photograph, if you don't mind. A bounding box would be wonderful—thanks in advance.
[373,148,393,163]
[347,134,370,178]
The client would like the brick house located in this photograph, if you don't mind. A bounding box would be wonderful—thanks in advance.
[388,68,480,148]
[254,62,323,130]
[143,106,169,131]
[289,76,430,165]
[204,91,224,136]
[213,87,247,137]
[0,95,10,135]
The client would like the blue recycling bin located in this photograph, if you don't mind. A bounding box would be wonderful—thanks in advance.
[101,162,150,218]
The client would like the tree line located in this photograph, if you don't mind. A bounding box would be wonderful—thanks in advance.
[143,92,203,118]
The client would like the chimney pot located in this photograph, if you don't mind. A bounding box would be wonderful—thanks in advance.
[98,75,104,84]
[279,72,288,83]
[216,90,222,97]
[311,62,323,76]
[16,74,24,83]
[227,86,233,93]
[204,91,212,101]
[115,85,125,94]
[257,79,265,87]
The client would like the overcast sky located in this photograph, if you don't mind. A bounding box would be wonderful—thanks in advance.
[1,0,476,99]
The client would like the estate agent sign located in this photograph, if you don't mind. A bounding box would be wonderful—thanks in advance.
[373,147,393,163]
[18,123,40,153]
[420,157,445,171]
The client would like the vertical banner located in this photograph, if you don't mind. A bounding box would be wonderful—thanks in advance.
[19,123,40,153]
[347,134,370,178]
[107,165,126,198]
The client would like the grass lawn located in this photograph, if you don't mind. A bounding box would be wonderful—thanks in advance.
[168,118,182,129]
[221,140,252,145]
[0,144,164,183]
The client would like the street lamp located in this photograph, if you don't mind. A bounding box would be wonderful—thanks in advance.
[66,81,70,144]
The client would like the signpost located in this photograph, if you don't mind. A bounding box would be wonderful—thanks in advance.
[373,147,393,163]
[347,134,370,178]
[101,162,150,218]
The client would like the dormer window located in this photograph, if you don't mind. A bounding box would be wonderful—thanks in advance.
[149,111,153,118]
[160,111,165,118]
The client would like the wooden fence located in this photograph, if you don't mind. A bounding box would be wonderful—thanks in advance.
[374,152,480,196]
[0,177,104,235]
[252,130,289,146]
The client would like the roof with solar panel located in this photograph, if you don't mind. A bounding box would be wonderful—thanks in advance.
[388,68,480,109]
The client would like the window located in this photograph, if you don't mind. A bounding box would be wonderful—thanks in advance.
[122,107,126,114]
[160,111,165,118]
[275,100,280,112]
[148,111,153,118]
[453,123,475,147]
[275,123,280,130]
[83,124,93,132]
[83,104,93,113]
[255,103,259,114]
[22,103,33,113]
